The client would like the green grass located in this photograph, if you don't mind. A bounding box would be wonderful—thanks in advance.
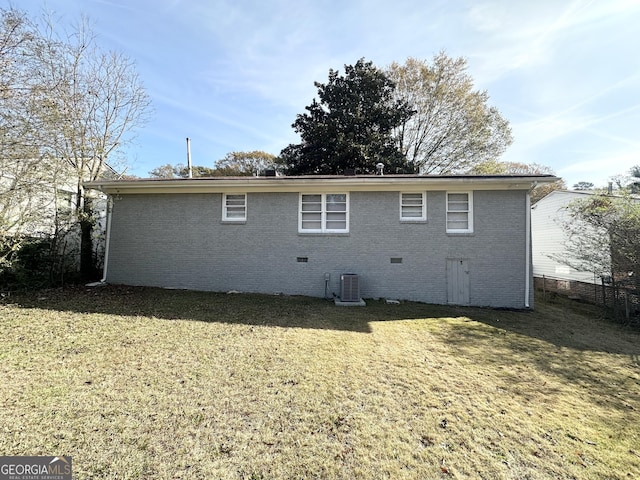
[1,286,639,479]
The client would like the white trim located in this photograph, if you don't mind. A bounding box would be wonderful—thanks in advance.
[446,191,473,233]
[86,175,558,195]
[399,192,427,222]
[222,193,247,222]
[525,190,531,308]
[299,193,349,233]
[100,196,113,283]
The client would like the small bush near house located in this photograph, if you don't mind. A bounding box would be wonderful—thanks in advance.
[0,236,80,290]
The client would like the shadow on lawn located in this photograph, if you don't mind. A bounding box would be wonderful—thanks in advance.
[7,284,461,334]
[437,297,640,415]
[9,285,640,353]
[460,296,640,356]
[10,285,639,410]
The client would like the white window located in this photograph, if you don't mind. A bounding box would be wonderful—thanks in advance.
[299,193,348,233]
[446,192,473,233]
[222,193,246,221]
[400,192,426,221]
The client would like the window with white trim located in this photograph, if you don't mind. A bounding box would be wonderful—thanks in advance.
[400,192,426,221]
[446,192,473,233]
[299,193,348,233]
[222,193,246,221]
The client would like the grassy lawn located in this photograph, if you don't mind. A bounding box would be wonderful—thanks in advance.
[1,286,639,479]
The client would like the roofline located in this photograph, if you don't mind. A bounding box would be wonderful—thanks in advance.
[539,189,640,201]
[85,174,559,195]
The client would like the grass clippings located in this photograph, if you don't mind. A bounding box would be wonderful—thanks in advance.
[1,286,639,479]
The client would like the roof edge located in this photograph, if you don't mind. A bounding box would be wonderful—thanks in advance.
[85,174,559,195]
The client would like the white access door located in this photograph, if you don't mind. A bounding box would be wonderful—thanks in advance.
[447,259,470,305]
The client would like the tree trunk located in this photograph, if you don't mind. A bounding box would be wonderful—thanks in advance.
[79,196,96,281]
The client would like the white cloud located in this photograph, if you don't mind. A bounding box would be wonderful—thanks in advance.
[558,149,639,187]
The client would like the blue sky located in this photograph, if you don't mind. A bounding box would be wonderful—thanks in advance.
[14,0,640,187]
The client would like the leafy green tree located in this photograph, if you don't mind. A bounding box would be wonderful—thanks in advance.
[149,163,217,178]
[280,59,414,175]
[215,151,277,176]
[148,164,178,179]
[177,165,218,178]
[387,54,512,174]
[468,160,564,203]
[573,181,595,191]
[148,151,277,178]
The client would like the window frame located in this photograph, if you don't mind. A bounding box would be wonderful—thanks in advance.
[446,191,473,233]
[298,193,349,233]
[222,193,247,222]
[399,192,427,222]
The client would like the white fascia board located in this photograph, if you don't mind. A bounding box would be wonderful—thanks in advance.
[84,175,559,195]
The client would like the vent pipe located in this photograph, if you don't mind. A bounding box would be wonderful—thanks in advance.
[186,137,193,179]
[376,162,384,175]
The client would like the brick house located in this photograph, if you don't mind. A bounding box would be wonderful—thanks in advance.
[86,174,556,308]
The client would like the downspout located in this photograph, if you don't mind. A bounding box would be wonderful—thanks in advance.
[100,195,113,283]
[524,183,536,308]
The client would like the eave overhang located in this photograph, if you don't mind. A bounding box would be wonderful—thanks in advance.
[85,174,559,195]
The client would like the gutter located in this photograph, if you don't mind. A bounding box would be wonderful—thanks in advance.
[524,182,536,308]
[100,196,113,283]
[84,175,561,195]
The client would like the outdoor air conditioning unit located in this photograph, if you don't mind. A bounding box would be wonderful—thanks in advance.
[340,274,360,302]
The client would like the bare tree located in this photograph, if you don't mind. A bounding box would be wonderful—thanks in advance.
[1,6,152,281]
[0,8,63,259]
[556,195,640,304]
[610,165,640,194]
[34,14,151,278]
[387,53,513,174]
[553,198,612,279]
[468,160,565,203]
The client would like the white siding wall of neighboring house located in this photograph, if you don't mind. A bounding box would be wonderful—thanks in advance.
[1,169,107,270]
[531,190,606,284]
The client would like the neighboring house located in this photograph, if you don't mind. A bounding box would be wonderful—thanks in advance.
[531,190,616,305]
[531,190,605,286]
[531,189,640,305]
[86,174,556,308]
[0,160,107,270]
[0,164,67,238]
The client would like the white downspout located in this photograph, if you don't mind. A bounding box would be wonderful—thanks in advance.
[524,184,535,308]
[100,196,113,283]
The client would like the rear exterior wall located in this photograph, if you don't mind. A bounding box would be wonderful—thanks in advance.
[105,189,531,308]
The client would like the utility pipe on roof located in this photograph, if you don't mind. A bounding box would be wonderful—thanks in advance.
[186,137,193,179]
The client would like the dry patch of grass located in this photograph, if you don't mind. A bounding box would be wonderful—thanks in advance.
[1,286,639,479]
